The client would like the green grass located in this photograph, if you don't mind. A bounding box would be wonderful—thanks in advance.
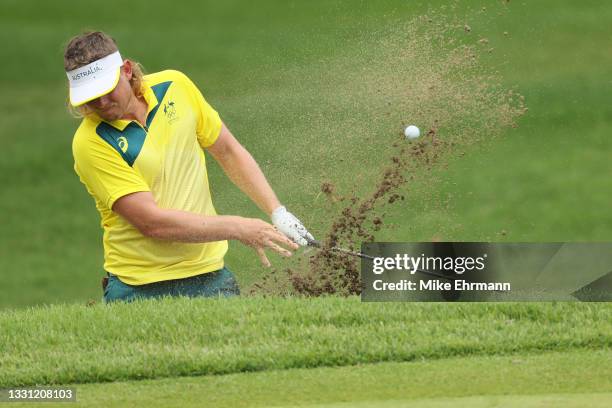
[36,351,611,407]
[1,0,612,306]
[3,340,611,406]
[1,297,610,387]
[1,2,610,406]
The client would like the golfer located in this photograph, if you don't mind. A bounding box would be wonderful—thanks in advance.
[64,31,314,303]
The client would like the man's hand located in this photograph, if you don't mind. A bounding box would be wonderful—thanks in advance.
[271,206,315,246]
[235,217,299,267]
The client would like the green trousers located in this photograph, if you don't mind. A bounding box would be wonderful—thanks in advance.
[103,267,240,303]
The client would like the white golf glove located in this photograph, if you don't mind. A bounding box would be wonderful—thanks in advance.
[271,206,314,246]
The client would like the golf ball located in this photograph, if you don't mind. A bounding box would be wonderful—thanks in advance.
[404,125,420,139]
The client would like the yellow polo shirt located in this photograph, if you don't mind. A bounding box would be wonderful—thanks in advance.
[72,70,227,285]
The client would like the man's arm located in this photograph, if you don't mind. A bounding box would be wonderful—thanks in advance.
[207,123,315,246]
[112,191,297,266]
[207,123,280,216]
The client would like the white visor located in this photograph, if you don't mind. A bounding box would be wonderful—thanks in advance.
[66,51,123,106]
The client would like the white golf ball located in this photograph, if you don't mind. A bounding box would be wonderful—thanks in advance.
[404,125,420,139]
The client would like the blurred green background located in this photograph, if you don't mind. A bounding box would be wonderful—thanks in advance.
[1,0,611,308]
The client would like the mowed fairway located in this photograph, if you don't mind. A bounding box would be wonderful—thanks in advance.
[3,298,610,387]
[1,298,611,407]
[17,351,612,407]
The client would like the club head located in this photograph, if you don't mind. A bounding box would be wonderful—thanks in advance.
[305,237,322,248]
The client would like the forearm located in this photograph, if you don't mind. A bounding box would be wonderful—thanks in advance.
[112,191,298,264]
[217,145,281,216]
[143,208,243,243]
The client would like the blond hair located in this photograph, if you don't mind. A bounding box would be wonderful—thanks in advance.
[63,31,145,117]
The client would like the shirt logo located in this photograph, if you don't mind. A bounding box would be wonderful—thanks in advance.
[163,101,178,123]
[117,136,129,153]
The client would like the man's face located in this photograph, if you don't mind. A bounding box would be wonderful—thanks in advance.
[85,64,133,122]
